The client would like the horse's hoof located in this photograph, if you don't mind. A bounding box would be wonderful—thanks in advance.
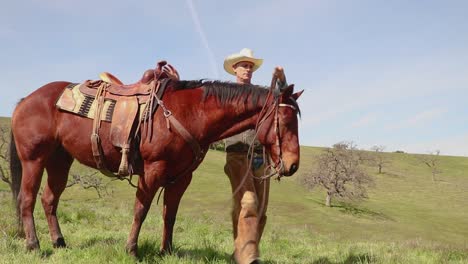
[232,250,260,264]
[159,247,172,256]
[53,237,67,248]
[16,227,26,238]
[125,243,138,257]
[26,241,40,251]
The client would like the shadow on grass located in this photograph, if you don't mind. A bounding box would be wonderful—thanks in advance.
[176,247,232,263]
[309,199,393,221]
[434,179,451,184]
[333,202,394,221]
[137,240,277,264]
[23,248,54,260]
[40,248,54,259]
[79,236,121,249]
[380,171,403,178]
[137,239,232,263]
[136,240,161,262]
[313,253,376,264]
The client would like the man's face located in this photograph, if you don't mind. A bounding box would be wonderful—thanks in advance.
[233,61,254,83]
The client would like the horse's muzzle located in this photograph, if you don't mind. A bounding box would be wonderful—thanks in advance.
[281,162,298,177]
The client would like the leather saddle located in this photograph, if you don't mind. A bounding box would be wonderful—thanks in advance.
[77,61,174,177]
[80,60,174,100]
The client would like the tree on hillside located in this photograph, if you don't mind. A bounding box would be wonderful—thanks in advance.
[0,125,15,202]
[370,145,391,174]
[419,150,442,182]
[66,171,113,198]
[209,140,225,151]
[301,141,374,207]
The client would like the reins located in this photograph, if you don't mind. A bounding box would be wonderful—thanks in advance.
[231,76,282,198]
[230,76,299,222]
[230,79,277,199]
[144,77,297,209]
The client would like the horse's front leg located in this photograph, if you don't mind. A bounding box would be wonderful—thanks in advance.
[126,169,161,257]
[160,172,193,254]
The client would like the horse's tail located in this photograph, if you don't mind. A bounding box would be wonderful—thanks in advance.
[9,127,22,227]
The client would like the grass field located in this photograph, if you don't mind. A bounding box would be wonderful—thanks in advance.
[0,116,467,263]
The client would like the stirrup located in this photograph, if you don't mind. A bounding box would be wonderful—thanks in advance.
[118,145,130,176]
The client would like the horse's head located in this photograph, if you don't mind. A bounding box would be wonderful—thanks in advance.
[256,84,303,177]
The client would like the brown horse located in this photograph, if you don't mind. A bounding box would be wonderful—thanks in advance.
[9,78,302,256]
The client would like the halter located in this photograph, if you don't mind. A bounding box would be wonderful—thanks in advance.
[218,78,299,226]
[231,79,298,205]
[246,76,299,181]
[254,95,298,180]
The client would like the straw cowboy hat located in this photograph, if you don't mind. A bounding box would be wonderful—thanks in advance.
[223,48,263,76]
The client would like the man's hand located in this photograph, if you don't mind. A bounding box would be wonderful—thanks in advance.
[273,66,286,84]
[162,64,180,81]
[155,60,180,81]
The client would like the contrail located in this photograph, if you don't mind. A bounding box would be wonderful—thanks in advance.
[186,0,219,79]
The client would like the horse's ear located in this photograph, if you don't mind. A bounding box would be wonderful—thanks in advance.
[291,90,304,101]
[282,84,294,97]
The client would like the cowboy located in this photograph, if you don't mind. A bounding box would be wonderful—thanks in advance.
[223,48,287,264]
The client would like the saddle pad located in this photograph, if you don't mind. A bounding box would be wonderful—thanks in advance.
[56,83,150,122]
[56,83,116,122]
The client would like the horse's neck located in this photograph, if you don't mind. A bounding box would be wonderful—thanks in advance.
[204,98,264,142]
[164,85,269,146]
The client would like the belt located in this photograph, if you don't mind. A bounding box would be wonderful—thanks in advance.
[226,143,263,154]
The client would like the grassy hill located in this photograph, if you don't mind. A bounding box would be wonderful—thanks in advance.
[0,116,467,263]
[0,116,10,126]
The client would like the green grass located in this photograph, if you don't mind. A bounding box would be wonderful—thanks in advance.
[0,116,468,263]
[0,116,10,125]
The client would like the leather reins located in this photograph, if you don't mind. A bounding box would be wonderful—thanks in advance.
[231,77,299,198]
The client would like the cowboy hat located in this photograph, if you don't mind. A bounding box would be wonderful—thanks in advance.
[223,48,263,76]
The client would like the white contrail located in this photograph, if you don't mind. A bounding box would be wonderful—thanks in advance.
[186,0,219,79]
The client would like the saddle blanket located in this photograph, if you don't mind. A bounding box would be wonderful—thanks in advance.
[55,83,146,122]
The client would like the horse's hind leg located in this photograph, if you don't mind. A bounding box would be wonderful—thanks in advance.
[161,173,193,253]
[42,147,73,248]
[19,160,46,250]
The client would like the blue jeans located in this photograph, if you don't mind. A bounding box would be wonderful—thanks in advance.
[252,156,264,170]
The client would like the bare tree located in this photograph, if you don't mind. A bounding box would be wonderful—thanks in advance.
[370,145,391,174]
[209,140,225,151]
[0,125,14,201]
[301,141,374,207]
[66,171,112,198]
[419,150,442,182]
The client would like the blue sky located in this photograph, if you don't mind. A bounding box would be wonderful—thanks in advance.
[1,0,467,156]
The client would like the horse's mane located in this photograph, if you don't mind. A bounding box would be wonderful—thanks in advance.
[172,80,269,106]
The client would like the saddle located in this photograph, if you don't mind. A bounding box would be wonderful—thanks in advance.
[99,69,155,87]
[58,61,174,177]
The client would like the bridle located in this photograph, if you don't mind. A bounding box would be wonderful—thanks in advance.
[248,77,299,181]
[234,76,298,186]
[148,76,297,195]
[231,77,298,201]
